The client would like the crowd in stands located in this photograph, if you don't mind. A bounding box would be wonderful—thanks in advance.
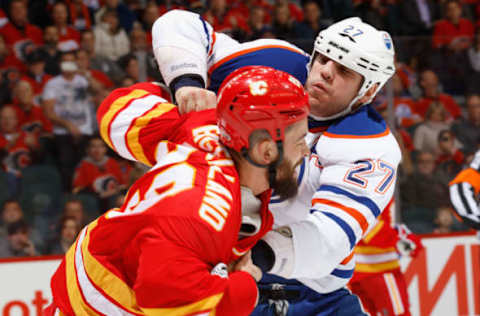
[0,0,478,258]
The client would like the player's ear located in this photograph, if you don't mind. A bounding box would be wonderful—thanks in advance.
[251,139,278,165]
[358,83,379,104]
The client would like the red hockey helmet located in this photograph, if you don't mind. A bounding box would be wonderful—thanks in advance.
[216,66,310,152]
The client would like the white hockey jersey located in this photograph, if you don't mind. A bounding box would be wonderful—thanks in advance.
[152,9,402,294]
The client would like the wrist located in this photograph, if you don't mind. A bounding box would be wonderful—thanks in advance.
[170,74,205,103]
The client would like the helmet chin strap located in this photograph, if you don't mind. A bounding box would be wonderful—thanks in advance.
[309,91,365,121]
[241,141,284,189]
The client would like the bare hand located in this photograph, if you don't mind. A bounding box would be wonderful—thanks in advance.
[175,86,217,114]
[68,123,82,140]
[233,251,262,282]
[23,239,36,256]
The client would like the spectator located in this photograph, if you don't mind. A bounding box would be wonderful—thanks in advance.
[397,0,438,68]
[375,101,415,177]
[0,199,44,249]
[42,51,94,190]
[0,105,39,180]
[0,0,43,62]
[0,7,7,28]
[21,49,52,100]
[431,0,474,94]
[272,3,295,40]
[0,34,25,72]
[75,48,114,92]
[400,151,448,232]
[94,9,130,62]
[51,2,81,52]
[45,215,80,255]
[413,101,452,154]
[415,69,462,120]
[40,25,61,76]
[354,0,387,31]
[0,199,23,237]
[11,80,52,137]
[467,29,480,95]
[0,219,37,258]
[381,73,422,128]
[452,94,480,153]
[246,5,269,40]
[94,0,136,33]
[63,199,89,228]
[275,0,303,22]
[468,29,480,72]
[120,76,135,87]
[80,29,125,84]
[433,206,455,234]
[230,0,273,26]
[140,1,160,46]
[399,0,438,36]
[433,0,474,51]
[203,0,248,39]
[126,28,160,82]
[435,129,464,184]
[119,54,141,83]
[72,136,126,210]
[294,1,330,43]
[67,0,92,32]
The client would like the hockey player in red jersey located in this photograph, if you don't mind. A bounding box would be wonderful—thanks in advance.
[349,199,423,316]
[45,66,310,316]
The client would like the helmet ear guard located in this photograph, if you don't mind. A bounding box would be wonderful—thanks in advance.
[309,17,396,120]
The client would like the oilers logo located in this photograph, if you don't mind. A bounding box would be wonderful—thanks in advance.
[383,32,393,50]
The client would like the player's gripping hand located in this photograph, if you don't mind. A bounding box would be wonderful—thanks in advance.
[233,251,263,282]
[175,86,217,114]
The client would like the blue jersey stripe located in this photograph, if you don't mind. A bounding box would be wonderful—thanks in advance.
[312,210,356,250]
[199,16,210,53]
[317,185,381,217]
[297,159,306,185]
[331,268,354,279]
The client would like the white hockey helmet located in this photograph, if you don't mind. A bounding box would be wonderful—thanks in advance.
[310,17,396,120]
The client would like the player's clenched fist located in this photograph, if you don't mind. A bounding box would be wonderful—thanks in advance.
[233,251,263,282]
[175,86,217,114]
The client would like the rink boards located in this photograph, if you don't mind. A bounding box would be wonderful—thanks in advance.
[0,232,478,316]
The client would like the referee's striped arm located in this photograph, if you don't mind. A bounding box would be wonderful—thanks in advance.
[449,161,480,230]
[97,83,179,167]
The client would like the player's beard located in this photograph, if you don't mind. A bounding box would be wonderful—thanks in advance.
[272,157,301,200]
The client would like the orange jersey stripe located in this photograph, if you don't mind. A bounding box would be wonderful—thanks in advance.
[341,251,355,265]
[208,32,216,57]
[208,45,305,75]
[323,128,390,140]
[312,198,369,234]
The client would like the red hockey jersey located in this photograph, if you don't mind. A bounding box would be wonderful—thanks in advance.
[351,199,400,282]
[49,82,273,316]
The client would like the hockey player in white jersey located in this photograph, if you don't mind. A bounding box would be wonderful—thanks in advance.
[153,10,401,315]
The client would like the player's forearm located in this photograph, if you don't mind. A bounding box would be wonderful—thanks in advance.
[152,10,210,89]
